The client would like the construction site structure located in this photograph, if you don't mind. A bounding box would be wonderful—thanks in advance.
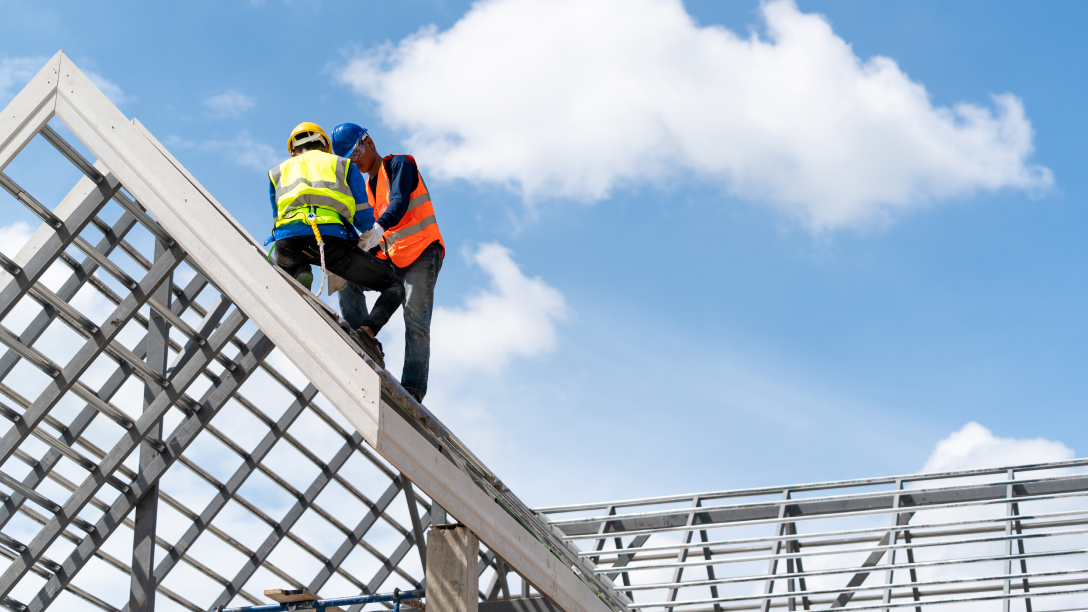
[0,52,622,612]
[0,53,1086,612]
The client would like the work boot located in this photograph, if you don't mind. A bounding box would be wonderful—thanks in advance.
[354,328,386,368]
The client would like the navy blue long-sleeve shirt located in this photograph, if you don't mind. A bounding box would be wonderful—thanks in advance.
[372,155,419,230]
[268,160,372,242]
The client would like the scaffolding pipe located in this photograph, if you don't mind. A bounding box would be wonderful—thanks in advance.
[220,590,425,612]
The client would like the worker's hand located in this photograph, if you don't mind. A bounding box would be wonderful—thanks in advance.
[362,222,385,251]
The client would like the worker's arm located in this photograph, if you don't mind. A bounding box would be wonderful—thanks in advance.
[346,164,374,230]
[375,155,419,230]
[269,180,277,219]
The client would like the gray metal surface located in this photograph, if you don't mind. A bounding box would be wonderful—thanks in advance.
[536,460,1088,611]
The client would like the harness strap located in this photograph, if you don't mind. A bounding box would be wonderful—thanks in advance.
[307,212,328,296]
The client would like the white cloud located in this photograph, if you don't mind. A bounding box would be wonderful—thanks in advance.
[907,424,1082,611]
[368,242,567,464]
[377,243,569,381]
[203,90,256,117]
[921,421,1073,473]
[0,56,45,103]
[203,132,282,172]
[431,243,568,375]
[0,221,32,258]
[340,0,1052,230]
[84,69,128,105]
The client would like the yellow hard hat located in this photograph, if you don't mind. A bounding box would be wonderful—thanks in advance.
[287,122,331,153]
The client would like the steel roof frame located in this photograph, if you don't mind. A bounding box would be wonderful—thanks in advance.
[8,51,1088,612]
[537,460,1088,611]
[0,53,622,612]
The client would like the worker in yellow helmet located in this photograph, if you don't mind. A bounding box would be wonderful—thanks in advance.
[266,122,403,365]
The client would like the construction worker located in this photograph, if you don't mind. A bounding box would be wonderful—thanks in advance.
[268,122,404,364]
[331,123,444,403]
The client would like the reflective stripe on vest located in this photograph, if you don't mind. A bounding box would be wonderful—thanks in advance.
[386,214,437,245]
[269,151,360,228]
[366,154,444,268]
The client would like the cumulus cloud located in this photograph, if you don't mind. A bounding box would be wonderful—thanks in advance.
[203,90,256,117]
[376,243,568,382]
[431,243,568,374]
[0,221,32,258]
[905,424,1081,611]
[921,421,1073,473]
[0,56,44,103]
[370,243,568,462]
[340,0,1052,230]
[378,242,570,381]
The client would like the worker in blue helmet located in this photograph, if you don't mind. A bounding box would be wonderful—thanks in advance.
[330,122,444,403]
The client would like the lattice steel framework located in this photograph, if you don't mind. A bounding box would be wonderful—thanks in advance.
[0,54,624,612]
[537,459,1088,611]
[17,50,1087,612]
[0,99,443,612]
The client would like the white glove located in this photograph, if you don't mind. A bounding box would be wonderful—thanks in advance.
[362,222,385,251]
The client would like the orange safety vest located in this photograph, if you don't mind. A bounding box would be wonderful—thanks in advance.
[367,155,444,268]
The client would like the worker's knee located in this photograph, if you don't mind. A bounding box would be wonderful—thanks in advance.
[389,280,407,303]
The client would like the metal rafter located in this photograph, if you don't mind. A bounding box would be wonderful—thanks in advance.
[22,322,270,612]
[15,54,1088,612]
[0,56,624,612]
[540,461,1088,611]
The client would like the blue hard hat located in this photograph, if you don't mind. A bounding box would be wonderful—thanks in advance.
[331,123,368,157]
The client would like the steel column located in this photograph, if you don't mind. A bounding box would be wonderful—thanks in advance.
[1011,500,1033,612]
[403,476,428,573]
[784,522,808,611]
[590,506,615,566]
[1004,468,1014,612]
[664,498,700,612]
[759,490,790,612]
[697,527,721,612]
[128,238,172,612]
[882,480,903,612]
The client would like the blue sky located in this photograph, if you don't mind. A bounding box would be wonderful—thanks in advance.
[2,0,1087,507]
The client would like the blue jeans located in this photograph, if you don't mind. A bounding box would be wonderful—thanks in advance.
[275,236,404,334]
[340,242,442,400]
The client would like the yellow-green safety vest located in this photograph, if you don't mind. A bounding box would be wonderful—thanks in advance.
[269,151,357,229]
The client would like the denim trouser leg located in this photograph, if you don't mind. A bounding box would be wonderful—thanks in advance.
[399,243,443,400]
[277,236,404,334]
[338,281,370,331]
